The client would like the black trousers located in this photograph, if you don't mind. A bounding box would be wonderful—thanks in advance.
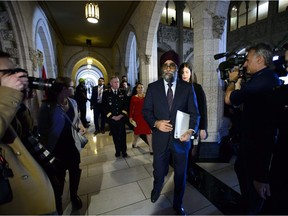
[78,103,87,124]
[153,146,188,208]
[93,103,106,131]
[49,153,81,214]
[109,118,127,154]
[234,156,264,214]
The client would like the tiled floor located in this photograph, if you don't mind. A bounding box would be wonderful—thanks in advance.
[61,123,240,215]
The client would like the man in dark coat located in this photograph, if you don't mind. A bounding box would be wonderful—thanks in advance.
[90,77,106,134]
[225,43,281,214]
[142,50,199,215]
[74,78,89,127]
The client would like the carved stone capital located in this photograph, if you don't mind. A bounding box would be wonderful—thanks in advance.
[0,11,9,24]
[5,47,18,58]
[212,15,226,39]
[183,29,193,43]
[0,30,14,41]
[145,55,151,65]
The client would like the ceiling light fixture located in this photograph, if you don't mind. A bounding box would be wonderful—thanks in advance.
[85,2,99,24]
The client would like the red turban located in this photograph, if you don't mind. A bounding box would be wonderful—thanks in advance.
[160,50,180,67]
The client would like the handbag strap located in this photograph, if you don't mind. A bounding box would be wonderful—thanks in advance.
[58,104,79,132]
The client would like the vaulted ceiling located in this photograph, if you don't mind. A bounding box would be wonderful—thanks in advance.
[39,1,140,48]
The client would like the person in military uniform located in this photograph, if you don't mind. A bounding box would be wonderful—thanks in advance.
[102,76,128,158]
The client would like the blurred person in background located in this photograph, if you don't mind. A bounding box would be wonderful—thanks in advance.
[90,77,106,135]
[75,78,90,128]
[129,82,153,154]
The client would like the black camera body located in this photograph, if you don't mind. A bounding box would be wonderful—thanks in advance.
[216,54,246,81]
[273,56,288,77]
[0,67,55,90]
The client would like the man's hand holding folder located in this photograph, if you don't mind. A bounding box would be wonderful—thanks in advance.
[174,110,195,142]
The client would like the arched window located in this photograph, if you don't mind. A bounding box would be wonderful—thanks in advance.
[278,0,288,13]
[160,1,176,26]
[258,0,268,21]
[160,1,192,29]
[248,1,257,25]
[230,5,238,31]
[238,2,246,28]
[183,7,192,29]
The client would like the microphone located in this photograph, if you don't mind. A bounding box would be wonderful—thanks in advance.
[214,52,229,60]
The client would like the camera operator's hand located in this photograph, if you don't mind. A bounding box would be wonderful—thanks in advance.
[0,72,28,91]
[228,69,239,82]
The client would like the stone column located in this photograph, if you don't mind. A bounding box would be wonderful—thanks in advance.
[175,1,185,63]
[191,2,229,143]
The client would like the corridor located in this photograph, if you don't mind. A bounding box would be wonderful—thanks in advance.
[60,123,240,215]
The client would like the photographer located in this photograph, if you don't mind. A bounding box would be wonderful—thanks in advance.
[225,43,281,214]
[0,51,56,214]
[38,76,86,214]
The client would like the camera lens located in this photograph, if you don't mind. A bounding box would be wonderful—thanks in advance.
[28,77,55,90]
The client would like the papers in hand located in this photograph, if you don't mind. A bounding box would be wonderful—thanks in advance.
[130,119,137,127]
[174,110,194,139]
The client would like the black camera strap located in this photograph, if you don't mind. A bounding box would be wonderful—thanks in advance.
[0,147,14,204]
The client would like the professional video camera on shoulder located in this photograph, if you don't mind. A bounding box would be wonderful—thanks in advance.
[214,52,247,81]
[0,68,55,90]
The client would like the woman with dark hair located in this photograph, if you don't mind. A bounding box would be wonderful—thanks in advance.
[38,77,86,215]
[178,62,208,180]
[129,83,153,154]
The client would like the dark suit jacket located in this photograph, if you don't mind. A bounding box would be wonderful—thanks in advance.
[90,85,105,108]
[142,78,200,154]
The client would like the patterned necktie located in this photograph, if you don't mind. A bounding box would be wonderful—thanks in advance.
[98,87,103,103]
[167,83,173,110]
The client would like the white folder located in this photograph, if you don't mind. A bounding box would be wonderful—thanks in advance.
[174,110,194,139]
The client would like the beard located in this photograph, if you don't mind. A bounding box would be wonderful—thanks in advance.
[162,70,177,83]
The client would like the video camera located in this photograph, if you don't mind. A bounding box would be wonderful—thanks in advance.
[214,52,246,81]
[0,68,55,90]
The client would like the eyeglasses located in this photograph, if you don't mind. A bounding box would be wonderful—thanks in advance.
[162,63,177,71]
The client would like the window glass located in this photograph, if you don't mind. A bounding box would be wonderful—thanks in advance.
[160,2,176,26]
[161,8,167,24]
[183,7,192,28]
[278,0,288,13]
[230,5,238,31]
[168,2,176,26]
[258,0,268,21]
[239,2,246,28]
[248,1,257,25]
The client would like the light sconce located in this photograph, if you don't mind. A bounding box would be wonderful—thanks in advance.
[87,64,92,69]
[85,2,99,24]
